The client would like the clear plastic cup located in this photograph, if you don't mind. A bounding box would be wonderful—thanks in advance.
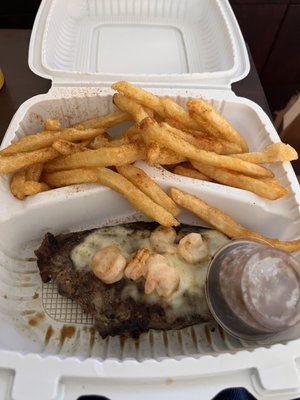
[205,240,300,341]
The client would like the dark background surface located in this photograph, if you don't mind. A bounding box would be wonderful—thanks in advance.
[0,0,299,117]
[229,0,300,117]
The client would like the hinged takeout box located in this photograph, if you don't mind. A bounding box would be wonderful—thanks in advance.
[1,1,300,399]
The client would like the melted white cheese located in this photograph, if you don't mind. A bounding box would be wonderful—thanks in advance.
[70,225,230,316]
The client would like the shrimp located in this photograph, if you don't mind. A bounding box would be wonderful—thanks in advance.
[125,247,150,280]
[92,244,127,284]
[149,226,177,254]
[178,233,208,264]
[144,253,180,297]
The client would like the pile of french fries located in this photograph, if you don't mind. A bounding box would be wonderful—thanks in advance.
[1,81,299,250]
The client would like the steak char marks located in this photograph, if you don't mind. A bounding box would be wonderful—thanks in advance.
[35,222,212,338]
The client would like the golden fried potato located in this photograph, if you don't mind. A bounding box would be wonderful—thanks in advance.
[231,143,298,163]
[0,128,105,156]
[113,93,150,123]
[165,118,243,155]
[52,140,87,156]
[173,164,212,181]
[117,164,180,216]
[162,122,224,154]
[0,148,59,174]
[43,168,98,187]
[160,97,200,130]
[140,118,273,178]
[25,162,44,182]
[187,99,248,152]
[146,142,160,165]
[44,143,145,172]
[88,133,112,149]
[23,181,50,196]
[95,167,179,227]
[191,161,288,200]
[72,110,131,129]
[170,187,300,252]
[112,81,165,117]
[10,170,26,200]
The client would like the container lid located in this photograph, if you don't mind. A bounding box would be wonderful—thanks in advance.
[29,0,250,89]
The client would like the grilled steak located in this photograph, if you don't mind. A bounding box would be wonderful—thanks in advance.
[35,222,229,338]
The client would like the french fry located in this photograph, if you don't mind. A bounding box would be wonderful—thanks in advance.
[80,139,91,147]
[108,137,143,147]
[23,181,50,196]
[155,148,186,165]
[113,93,150,123]
[160,97,200,130]
[43,168,98,187]
[72,110,132,129]
[165,118,243,155]
[162,122,224,154]
[173,164,213,181]
[0,148,59,174]
[89,129,143,150]
[146,142,160,165]
[0,81,293,220]
[117,164,180,216]
[44,166,180,227]
[88,133,112,149]
[10,170,26,200]
[191,161,288,200]
[231,143,298,164]
[112,81,165,117]
[0,127,105,156]
[44,119,61,131]
[95,167,179,227]
[25,162,44,182]
[187,99,249,152]
[188,109,222,138]
[170,187,300,252]
[52,140,87,155]
[140,118,273,178]
[44,143,146,172]
[120,124,143,141]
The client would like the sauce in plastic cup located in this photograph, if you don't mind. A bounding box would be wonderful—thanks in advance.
[205,240,300,341]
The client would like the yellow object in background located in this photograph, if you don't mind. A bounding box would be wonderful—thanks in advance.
[0,68,4,90]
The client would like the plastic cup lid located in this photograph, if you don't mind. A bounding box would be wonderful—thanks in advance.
[241,248,300,330]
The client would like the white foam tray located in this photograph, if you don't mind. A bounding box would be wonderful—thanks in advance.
[29,0,249,87]
[1,87,300,400]
[1,0,300,399]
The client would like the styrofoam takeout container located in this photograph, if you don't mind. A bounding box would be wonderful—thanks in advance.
[1,1,300,399]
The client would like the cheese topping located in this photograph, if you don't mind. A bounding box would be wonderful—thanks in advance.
[70,225,230,316]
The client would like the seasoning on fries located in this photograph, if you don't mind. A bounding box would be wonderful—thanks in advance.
[0,127,105,156]
[72,110,131,129]
[44,143,145,172]
[0,80,298,227]
[0,147,59,174]
[140,118,273,178]
[111,81,165,117]
[116,164,180,216]
[169,187,300,252]
[191,161,288,200]
[231,143,298,164]
[187,98,249,152]
[173,164,213,182]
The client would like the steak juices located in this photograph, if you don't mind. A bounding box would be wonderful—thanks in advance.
[206,240,300,341]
